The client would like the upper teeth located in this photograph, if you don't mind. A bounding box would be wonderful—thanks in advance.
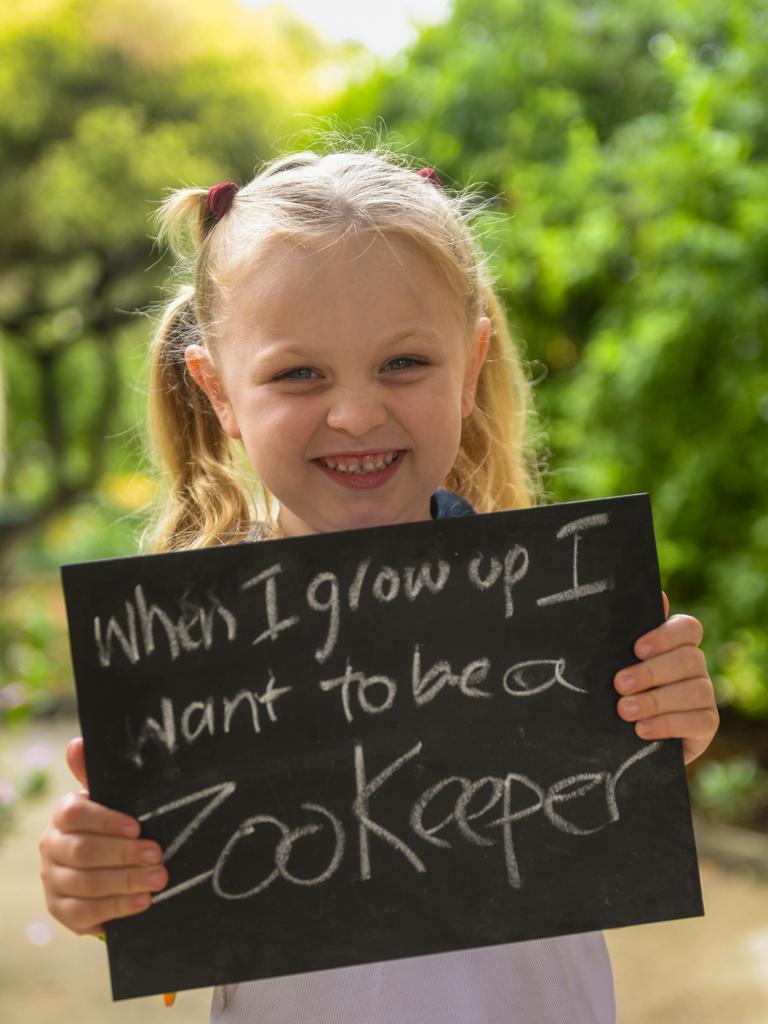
[319,451,400,473]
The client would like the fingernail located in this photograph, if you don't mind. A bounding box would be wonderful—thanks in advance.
[140,845,162,864]
[132,893,151,910]
[636,641,653,658]
[617,674,636,693]
[637,721,654,737]
[121,822,140,838]
[145,869,166,887]
[622,698,639,717]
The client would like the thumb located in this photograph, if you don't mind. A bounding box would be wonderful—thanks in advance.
[65,737,89,792]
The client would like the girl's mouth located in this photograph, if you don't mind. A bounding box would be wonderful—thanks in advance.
[312,450,405,490]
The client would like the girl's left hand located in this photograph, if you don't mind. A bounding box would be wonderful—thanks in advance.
[614,592,719,766]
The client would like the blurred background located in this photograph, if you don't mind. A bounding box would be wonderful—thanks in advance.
[1,0,767,1021]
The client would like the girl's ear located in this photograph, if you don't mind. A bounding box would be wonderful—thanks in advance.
[461,316,492,417]
[184,345,242,439]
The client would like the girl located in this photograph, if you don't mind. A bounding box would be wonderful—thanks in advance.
[39,146,719,1023]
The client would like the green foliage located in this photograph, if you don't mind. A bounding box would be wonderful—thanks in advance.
[0,575,73,709]
[693,757,768,826]
[330,0,768,719]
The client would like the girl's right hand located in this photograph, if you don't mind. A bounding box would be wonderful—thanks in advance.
[38,737,168,936]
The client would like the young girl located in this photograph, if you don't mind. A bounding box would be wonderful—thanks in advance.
[39,146,719,1023]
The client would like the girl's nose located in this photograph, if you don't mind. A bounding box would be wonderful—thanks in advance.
[325,383,388,436]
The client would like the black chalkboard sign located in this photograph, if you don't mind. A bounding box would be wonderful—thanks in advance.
[61,494,702,1000]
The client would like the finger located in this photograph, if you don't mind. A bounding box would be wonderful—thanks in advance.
[615,646,707,694]
[662,591,670,619]
[47,831,163,870]
[629,707,720,746]
[48,892,155,934]
[52,792,141,839]
[617,677,715,723]
[632,613,704,660]
[44,862,168,899]
[66,738,88,791]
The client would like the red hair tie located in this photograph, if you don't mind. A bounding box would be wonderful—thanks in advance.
[206,181,239,221]
[417,167,444,189]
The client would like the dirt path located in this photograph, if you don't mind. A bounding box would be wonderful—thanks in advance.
[2,717,767,1023]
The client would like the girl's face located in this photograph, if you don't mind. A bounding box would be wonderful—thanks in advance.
[186,232,490,538]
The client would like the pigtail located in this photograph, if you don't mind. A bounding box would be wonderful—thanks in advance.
[143,286,254,552]
[152,186,211,257]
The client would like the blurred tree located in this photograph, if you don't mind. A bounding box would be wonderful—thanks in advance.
[328,0,768,717]
[0,0,346,582]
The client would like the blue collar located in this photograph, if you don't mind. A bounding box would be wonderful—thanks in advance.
[430,488,476,520]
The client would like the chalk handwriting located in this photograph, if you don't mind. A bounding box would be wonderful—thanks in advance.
[347,558,371,611]
[92,521,619,670]
[93,587,237,668]
[306,572,340,664]
[353,741,428,879]
[242,563,300,646]
[243,565,301,643]
[319,659,397,723]
[466,546,530,618]
[142,739,662,906]
[140,781,236,904]
[372,566,400,603]
[502,658,587,697]
[126,673,292,767]
[486,773,546,887]
[318,649,581,719]
[411,645,492,706]
[213,803,345,899]
[411,775,502,849]
[537,514,615,606]
[402,560,452,600]
[306,559,453,665]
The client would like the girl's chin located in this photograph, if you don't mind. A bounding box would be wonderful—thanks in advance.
[278,499,432,538]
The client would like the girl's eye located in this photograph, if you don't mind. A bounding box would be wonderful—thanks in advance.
[275,367,318,381]
[386,356,427,372]
[273,358,427,381]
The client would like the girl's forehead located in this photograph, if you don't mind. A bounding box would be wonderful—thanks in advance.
[223,232,463,335]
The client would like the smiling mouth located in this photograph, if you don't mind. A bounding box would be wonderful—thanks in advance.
[314,451,403,475]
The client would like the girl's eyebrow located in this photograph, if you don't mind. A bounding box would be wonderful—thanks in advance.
[251,342,312,363]
[377,325,443,345]
[252,326,443,364]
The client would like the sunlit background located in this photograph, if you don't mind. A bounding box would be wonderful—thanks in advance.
[1,0,767,1020]
[247,0,453,57]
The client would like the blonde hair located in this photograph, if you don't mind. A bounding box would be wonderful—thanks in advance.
[144,141,543,552]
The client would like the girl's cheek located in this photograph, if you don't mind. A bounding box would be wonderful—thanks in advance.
[264,404,324,462]
[415,389,463,444]
[274,399,323,436]
[250,394,305,429]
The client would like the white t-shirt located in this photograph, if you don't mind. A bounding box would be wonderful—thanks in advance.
[209,933,615,1023]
